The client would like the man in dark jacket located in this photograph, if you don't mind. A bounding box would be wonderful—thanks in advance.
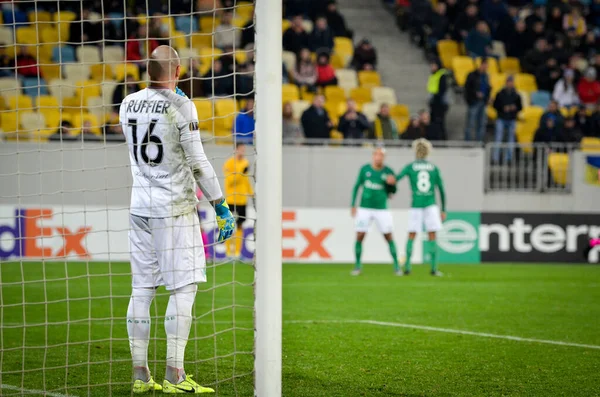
[283,15,310,54]
[403,110,444,140]
[325,1,352,38]
[428,58,449,137]
[301,95,333,142]
[338,100,370,140]
[464,58,490,141]
[522,38,549,74]
[310,16,335,53]
[492,75,522,163]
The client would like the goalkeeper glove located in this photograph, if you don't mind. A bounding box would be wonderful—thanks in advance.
[215,199,235,242]
[174,86,188,98]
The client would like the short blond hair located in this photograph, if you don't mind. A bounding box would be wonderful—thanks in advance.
[412,138,432,159]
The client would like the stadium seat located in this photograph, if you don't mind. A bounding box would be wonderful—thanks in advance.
[72,113,102,135]
[0,78,22,101]
[499,57,521,74]
[107,12,125,29]
[335,69,357,89]
[16,27,39,45]
[236,2,254,20]
[28,10,51,23]
[361,102,379,122]
[39,26,60,44]
[175,15,199,35]
[490,73,507,98]
[282,19,291,33]
[40,64,62,81]
[324,86,346,103]
[330,53,346,69]
[37,43,55,64]
[64,64,91,82]
[193,99,214,131]
[390,104,409,119]
[86,96,108,124]
[394,116,410,133]
[19,111,46,139]
[36,95,60,117]
[518,90,530,108]
[101,82,118,107]
[358,71,381,88]
[3,9,27,26]
[476,57,499,75]
[333,37,353,59]
[200,16,220,33]
[42,108,61,132]
[7,95,33,110]
[349,87,372,105]
[75,80,101,106]
[282,51,296,74]
[103,46,125,63]
[372,87,397,105]
[547,153,569,186]
[90,64,114,82]
[1,112,18,134]
[113,63,140,82]
[215,98,237,117]
[190,33,212,51]
[530,91,551,108]
[22,77,49,97]
[52,45,76,63]
[515,73,538,94]
[76,46,101,64]
[302,19,313,33]
[452,56,475,87]
[198,47,223,70]
[290,100,310,120]
[437,40,460,69]
[282,84,300,102]
[47,79,76,104]
[491,41,507,58]
[53,11,77,22]
[0,26,14,45]
[581,137,600,153]
[516,106,544,146]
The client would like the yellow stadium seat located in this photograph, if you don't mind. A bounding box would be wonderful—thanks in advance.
[198,47,223,69]
[515,73,538,94]
[519,90,530,108]
[437,40,460,69]
[61,96,85,116]
[490,73,507,98]
[200,16,221,33]
[499,57,521,74]
[290,100,310,120]
[193,99,214,131]
[349,87,372,105]
[358,71,381,88]
[476,57,499,75]
[516,106,544,148]
[235,50,248,65]
[330,130,344,140]
[36,96,60,122]
[41,108,61,132]
[29,10,52,22]
[113,64,140,82]
[73,113,102,135]
[190,33,212,51]
[333,37,353,59]
[8,95,33,111]
[53,11,76,22]
[581,137,600,153]
[394,116,410,133]
[487,106,497,121]
[40,26,60,44]
[170,31,187,52]
[330,53,346,69]
[390,104,409,119]
[1,112,18,134]
[548,153,569,186]
[324,100,342,123]
[324,86,346,102]
[452,56,475,87]
[282,84,300,102]
[215,98,237,117]
[90,64,113,82]
[16,27,38,45]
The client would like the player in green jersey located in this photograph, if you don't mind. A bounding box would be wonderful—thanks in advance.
[351,148,401,276]
[388,139,446,276]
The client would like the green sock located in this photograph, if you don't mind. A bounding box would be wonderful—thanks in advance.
[354,241,363,270]
[388,240,399,271]
[404,239,414,272]
[427,241,438,273]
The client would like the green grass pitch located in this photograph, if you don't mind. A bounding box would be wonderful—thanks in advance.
[1,262,599,396]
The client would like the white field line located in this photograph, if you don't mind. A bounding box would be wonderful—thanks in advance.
[0,383,77,397]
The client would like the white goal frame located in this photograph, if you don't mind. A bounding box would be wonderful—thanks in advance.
[254,0,282,396]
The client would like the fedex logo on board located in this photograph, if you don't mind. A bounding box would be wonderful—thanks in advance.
[0,209,92,260]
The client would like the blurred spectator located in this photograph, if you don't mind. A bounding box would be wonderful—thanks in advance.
[587,104,600,137]
[352,38,377,71]
[444,0,460,24]
[522,38,549,74]
[402,114,425,140]
[203,59,234,97]
[591,54,600,79]
[370,103,399,140]
[103,122,123,137]
[325,1,353,38]
[15,46,39,78]
[283,15,310,54]
[540,100,564,129]
[563,6,587,45]
[465,21,493,58]
[293,48,318,92]
[81,120,96,137]
[546,6,564,35]
[148,13,169,45]
[49,121,75,142]
[233,98,255,143]
[575,106,592,137]
[553,69,579,109]
[301,95,333,140]
[426,2,450,50]
[126,25,159,67]
[505,19,528,59]
[427,58,450,135]
[282,63,290,84]
[178,59,205,99]
[464,58,490,141]
[420,109,445,140]
[492,75,522,163]
[215,10,240,50]
[578,31,599,60]
[577,68,600,107]
[311,16,335,53]
[101,16,123,44]
[241,19,255,49]
[453,4,479,41]
[0,45,12,77]
[481,0,507,33]
[525,20,545,51]
[409,0,433,46]
[338,99,369,139]
[236,60,255,99]
[562,117,582,142]
[589,0,600,28]
[282,102,304,143]
[535,57,561,92]
[219,46,238,74]
[69,9,101,45]
[316,52,338,87]
[551,36,570,68]
[525,5,546,31]
[533,114,560,144]
[112,74,142,112]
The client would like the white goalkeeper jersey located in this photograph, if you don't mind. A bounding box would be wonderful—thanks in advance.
[119,87,223,218]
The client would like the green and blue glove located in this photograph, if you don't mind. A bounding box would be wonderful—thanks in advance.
[174,86,187,97]
[215,199,235,242]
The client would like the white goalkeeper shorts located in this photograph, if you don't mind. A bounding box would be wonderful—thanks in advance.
[129,211,207,291]
[407,205,442,233]
[355,208,394,234]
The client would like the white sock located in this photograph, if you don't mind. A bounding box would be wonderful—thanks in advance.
[126,287,155,381]
[164,283,197,384]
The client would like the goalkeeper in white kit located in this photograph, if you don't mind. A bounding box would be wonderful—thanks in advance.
[120,46,235,394]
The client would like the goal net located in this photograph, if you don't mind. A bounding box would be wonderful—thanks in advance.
[0,0,281,395]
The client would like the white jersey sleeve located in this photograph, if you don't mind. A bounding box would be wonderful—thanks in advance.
[120,88,223,218]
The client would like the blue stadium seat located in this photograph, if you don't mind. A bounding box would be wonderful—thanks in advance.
[23,77,49,97]
[175,16,199,35]
[3,10,28,26]
[107,12,125,30]
[52,45,76,63]
[530,91,551,109]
